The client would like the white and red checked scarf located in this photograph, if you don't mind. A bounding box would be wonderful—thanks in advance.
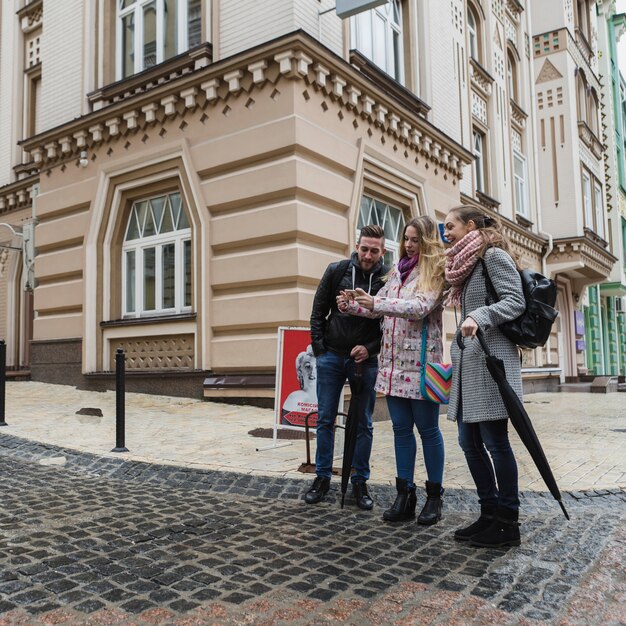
[444,230,484,307]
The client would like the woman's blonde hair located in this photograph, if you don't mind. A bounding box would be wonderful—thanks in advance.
[400,215,446,296]
[447,205,520,267]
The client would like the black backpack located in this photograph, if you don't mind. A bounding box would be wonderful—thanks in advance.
[480,258,558,349]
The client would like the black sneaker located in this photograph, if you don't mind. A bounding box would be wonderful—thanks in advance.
[304,476,330,504]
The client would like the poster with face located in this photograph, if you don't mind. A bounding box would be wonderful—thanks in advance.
[276,328,319,428]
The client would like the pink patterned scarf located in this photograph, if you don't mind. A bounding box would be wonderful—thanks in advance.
[444,230,484,307]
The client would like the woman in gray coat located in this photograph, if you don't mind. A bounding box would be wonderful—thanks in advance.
[443,205,526,548]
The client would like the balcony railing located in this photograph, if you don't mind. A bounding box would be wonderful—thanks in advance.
[87,43,212,111]
[578,121,604,159]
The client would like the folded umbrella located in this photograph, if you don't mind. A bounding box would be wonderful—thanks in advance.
[459,329,569,520]
[340,362,364,509]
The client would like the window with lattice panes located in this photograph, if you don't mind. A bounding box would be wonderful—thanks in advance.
[357,195,406,265]
[351,0,404,84]
[122,191,192,317]
[117,0,202,79]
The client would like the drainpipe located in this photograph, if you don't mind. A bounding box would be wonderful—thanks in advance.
[540,231,554,278]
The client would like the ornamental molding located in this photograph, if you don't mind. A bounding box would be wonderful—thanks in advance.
[19,31,473,179]
[0,176,37,216]
[470,58,494,98]
[578,121,604,160]
[535,58,563,84]
[18,0,43,34]
[505,0,524,22]
[510,100,527,130]
[548,236,617,278]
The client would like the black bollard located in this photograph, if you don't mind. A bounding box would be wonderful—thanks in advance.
[111,347,128,452]
[0,340,6,427]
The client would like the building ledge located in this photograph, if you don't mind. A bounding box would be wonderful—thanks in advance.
[100,312,197,328]
[470,58,494,97]
[599,281,626,297]
[578,121,604,159]
[349,49,430,118]
[510,99,527,130]
[87,43,212,111]
[547,235,617,283]
[18,30,473,179]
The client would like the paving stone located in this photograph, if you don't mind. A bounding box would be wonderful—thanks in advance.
[0,438,623,626]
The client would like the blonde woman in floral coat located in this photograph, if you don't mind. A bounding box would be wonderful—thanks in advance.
[338,216,447,524]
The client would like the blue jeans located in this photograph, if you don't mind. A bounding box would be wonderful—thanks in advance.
[457,418,520,511]
[315,351,377,483]
[386,396,444,487]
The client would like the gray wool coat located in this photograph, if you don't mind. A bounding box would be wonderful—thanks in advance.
[447,247,526,423]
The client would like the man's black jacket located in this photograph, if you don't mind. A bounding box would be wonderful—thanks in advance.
[310,252,388,358]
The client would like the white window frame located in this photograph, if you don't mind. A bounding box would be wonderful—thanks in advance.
[473,128,485,193]
[582,170,593,231]
[116,0,199,80]
[122,193,192,317]
[351,0,404,84]
[467,7,478,61]
[593,180,605,239]
[513,151,528,217]
[357,194,406,265]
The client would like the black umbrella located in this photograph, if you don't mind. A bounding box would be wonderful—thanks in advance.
[340,362,364,509]
[459,329,569,520]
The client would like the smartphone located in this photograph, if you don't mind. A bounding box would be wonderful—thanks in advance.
[438,223,449,244]
[343,289,358,298]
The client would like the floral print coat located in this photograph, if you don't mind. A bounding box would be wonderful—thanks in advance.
[348,263,444,399]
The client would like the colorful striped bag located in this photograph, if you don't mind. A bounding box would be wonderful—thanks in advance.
[419,318,452,404]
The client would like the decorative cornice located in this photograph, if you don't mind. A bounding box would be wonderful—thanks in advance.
[0,175,38,216]
[470,58,494,98]
[20,30,473,179]
[578,121,604,160]
[548,235,617,278]
[510,100,527,130]
[505,0,524,22]
[17,0,43,34]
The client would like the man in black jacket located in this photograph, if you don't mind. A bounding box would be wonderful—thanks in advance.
[305,224,388,509]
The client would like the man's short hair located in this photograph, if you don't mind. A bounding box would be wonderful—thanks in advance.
[358,224,385,242]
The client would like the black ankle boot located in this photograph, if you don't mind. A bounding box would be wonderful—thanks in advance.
[469,507,521,548]
[304,476,330,504]
[454,505,497,542]
[352,480,374,510]
[382,477,417,522]
[417,481,443,525]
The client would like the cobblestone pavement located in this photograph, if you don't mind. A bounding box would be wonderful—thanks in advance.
[0,438,624,625]
[2,382,626,492]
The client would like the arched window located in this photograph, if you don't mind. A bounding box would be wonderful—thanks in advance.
[467,6,480,62]
[577,72,588,123]
[357,195,406,265]
[588,88,599,136]
[122,191,192,317]
[507,51,518,101]
[351,0,404,83]
[117,0,202,79]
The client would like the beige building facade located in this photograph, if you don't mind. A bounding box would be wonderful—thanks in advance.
[0,0,583,399]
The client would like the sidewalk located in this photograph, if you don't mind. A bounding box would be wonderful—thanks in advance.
[2,381,625,492]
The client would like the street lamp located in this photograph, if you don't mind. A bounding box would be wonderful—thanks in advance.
[0,222,36,291]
